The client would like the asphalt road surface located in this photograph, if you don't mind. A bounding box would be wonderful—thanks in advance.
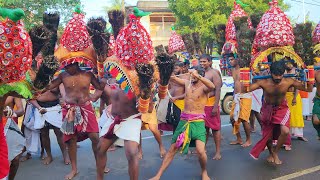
[16,115,320,180]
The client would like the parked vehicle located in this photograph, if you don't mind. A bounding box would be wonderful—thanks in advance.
[211,58,234,115]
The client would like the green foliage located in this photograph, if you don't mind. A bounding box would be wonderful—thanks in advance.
[168,0,289,47]
[0,0,81,30]
[293,23,315,65]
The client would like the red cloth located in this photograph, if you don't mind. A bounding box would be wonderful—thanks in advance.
[313,22,320,44]
[158,123,174,131]
[225,2,252,43]
[252,0,294,51]
[115,14,154,70]
[168,31,185,54]
[62,102,99,142]
[60,13,92,52]
[250,99,290,159]
[0,122,9,179]
[0,18,32,84]
[204,106,221,131]
[104,116,123,139]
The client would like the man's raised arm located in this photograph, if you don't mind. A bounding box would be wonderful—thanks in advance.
[170,75,187,87]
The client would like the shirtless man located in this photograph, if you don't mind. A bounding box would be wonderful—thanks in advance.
[29,88,70,165]
[312,61,320,140]
[96,77,142,180]
[285,61,307,143]
[166,62,186,131]
[199,54,223,160]
[2,96,25,180]
[44,62,104,179]
[150,66,215,180]
[228,53,252,147]
[249,60,313,165]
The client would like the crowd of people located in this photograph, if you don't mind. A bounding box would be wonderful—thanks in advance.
[2,55,320,180]
[1,0,320,180]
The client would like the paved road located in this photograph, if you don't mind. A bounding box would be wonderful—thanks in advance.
[16,115,320,180]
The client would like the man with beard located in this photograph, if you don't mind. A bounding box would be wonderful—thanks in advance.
[158,61,186,132]
[228,53,252,147]
[249,60,313,165]
[285,60,307,143]
[150,66,215,180]
[44,62,104,179]
[199,54,223,160]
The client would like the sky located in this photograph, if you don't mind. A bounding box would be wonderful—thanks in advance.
[81,0,319,23]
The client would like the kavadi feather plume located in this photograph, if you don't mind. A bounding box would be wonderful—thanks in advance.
[108,9,125,39]
[87,17,110,59]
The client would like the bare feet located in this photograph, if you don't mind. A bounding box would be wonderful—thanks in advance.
[64,153,70,165]
[297,137,308,142]
[149,176,160,180]
[138,150,143,160]
[202,171,211,180]
[42,156,53,165]
[20,153,32,162]
[230,140,243,145]
[159,146,166,158]
[241,140,251,148]
[266,155,274,163]
[272,153,282,165]
[104,167,110,173]
[212,153,222,160]
[40,150,46,160]
[107,145,117,152]
[284,145,292,151]
[65,170,79,180]
[251,125,256,133]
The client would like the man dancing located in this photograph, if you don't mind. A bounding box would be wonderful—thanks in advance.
[249,60,313,165]
[150,66,215,180]
[29,88,70,165]
[44,62,104,179]
[228,53,252,147]
[199,54,223,160]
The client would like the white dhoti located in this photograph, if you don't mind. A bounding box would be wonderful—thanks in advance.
[100,112,142,144]
[251,89,263,113]
[4,118,25,161]
[23,104,41,153]
[34,104,62,129]
[99,108,124,147]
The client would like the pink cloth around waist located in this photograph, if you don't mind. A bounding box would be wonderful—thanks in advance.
[180,112,205,121]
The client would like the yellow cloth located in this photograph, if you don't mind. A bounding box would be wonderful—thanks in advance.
[230,95,252,134]
[286,92,304,128]
[206,96,215,106]
[141,108,158,130]
[174,99,185,111]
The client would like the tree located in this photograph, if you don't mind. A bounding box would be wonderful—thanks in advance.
[0,0,81,30]
[168,0,289,46]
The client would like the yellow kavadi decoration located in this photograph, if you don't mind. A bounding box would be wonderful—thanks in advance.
[251,46,304,72]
